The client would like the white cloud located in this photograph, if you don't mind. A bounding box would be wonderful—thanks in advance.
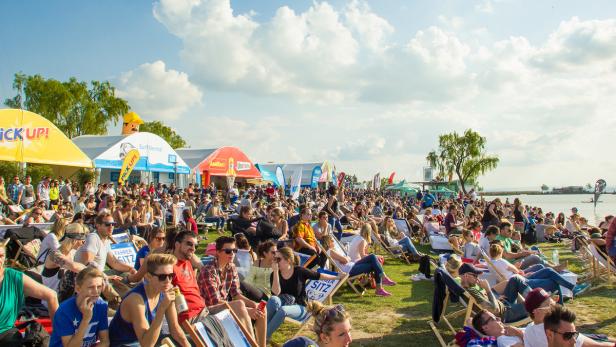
[116,61,202,120]
[475,0,494,13]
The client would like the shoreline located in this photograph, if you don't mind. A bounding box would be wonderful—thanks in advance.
[480,191,615,196]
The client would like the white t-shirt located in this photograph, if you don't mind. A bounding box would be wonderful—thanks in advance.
[463,242,482,259]
[347,235,365,262]
[327,249,355,273]
[75,232,111,271]
[37,233,60,263]
[491,258,516,279]
[497,334,523,347]
[523,323,586,347]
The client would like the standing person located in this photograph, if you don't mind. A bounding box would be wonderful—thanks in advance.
[38,176,51,209]
[283,301,352,347]
[323,186,343,237]
[198,236,267,347]
[7,176,22,205]
[266,247,341,339]
[0,243,59,344]
[59,179,72,206]
[19,175,36,209]
[49,180,61,209]
[482,198,502,231]
[49,267,110,347]
[513,198,527,232]
[109,254,191,347]
[171,231,206,323]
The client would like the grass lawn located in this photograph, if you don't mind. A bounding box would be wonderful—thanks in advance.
[197,230,616,346]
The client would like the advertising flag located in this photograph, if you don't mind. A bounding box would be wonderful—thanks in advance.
[118,149,140,185]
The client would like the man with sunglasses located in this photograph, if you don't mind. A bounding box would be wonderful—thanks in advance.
[171,231,206,324]
[198,236,267,347]
[472,309,525,347]
[75,211,137,299]
[544,306,581,347]
[523,288,612,347]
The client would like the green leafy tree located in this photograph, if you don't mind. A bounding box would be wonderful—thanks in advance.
[139,121,187,149]
[426,129,499,194]
[541,184,549,192]
[4,73,129,138]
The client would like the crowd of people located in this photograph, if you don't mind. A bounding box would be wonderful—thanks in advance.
[0,174,615,346]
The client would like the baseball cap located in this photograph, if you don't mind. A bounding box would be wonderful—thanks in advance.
[283,336,318,347]
[459,263,483,276]
[524,288,550,313]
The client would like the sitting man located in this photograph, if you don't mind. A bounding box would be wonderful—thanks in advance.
[472,309,525,347]
[459,263,529,323]
[523,288,613,347]
[198,236,267,347]
[292,207,327,268]
[50,267,110,347]
[75,210,137,301]
[498,222,546,270]
[544,306,586,347]
[171,231,206,324]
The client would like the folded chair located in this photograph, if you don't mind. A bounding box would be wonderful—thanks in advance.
[182,302,258,347]
[4,226,46,269]
[586,241,616,284]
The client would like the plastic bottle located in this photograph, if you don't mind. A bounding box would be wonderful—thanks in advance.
[552,249,559,265]
[174,287,188,313]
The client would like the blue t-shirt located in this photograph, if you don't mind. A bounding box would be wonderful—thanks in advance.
[49,296,108,347]
[134,245,150,270]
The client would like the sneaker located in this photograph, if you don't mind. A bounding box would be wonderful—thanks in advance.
[411,273,427,281]
[382,277,397,286]
[573,283,591,296]
[375,288,392,297]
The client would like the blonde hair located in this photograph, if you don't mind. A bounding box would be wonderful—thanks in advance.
[321,234,334,251]
[51,218,68,239]
[489,243,503,259]
[445,255,462,276]
[306,301,350,341]
[277,247,299,266]
[145,253,177,274]
[76,267,104,286]
[360,224,372,244]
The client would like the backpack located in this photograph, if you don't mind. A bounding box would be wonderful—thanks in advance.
[16,320,50,347]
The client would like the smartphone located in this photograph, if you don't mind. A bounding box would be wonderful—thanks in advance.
[258,300,266,312]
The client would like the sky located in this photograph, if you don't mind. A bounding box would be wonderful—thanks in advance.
[2,0,616,190]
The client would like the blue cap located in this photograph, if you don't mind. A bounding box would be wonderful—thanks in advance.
[283,336,318,347]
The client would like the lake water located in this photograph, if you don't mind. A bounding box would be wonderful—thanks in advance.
[487,194,616,224]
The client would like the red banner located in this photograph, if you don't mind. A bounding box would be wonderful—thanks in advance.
[337,172,346,188]
[388,172,396,185]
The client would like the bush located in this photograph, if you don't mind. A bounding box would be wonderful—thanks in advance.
[0,162,53,184]
[76,169,96,191]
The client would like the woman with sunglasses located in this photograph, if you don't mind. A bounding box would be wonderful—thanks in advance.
[244,240,277,299]
[266,247,340,339]
[109,253,190,347]
[42,223,87,298]
[283,301,352,347]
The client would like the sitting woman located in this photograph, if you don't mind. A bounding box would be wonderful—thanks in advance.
[37,218,68,264]
[204,197,227,234]
[322,234,395,297]
[461,229,482,262]
[244,240,277,299]
[266,247,341,340]
[380,216,423,258]
[448,232,464,257]
[42,223,87,299]
[109,253,190,347]
[283,301,352,347]
[347,224,373,263]
[270,207,289,240]
[312,211,333,240]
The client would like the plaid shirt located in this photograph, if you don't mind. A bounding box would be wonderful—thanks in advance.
[198,257,242,307]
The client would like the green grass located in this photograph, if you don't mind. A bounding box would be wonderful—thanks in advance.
[197,230,616,346]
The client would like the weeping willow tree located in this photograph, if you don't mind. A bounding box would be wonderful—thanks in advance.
[426,129,499,194]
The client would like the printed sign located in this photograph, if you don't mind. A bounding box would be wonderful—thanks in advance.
[0,127,49,142]
[110,242,137,266]
[118,149,140,185]
[306,269,340,303]
[112,232,131,244]
[236,161,251,171]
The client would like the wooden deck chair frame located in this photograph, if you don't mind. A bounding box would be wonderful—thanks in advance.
[479,250,528,303]
[575,237,599,281]
[587,242,616,284]
[294,251,317,269]
[316,241,366,296]
[182,302,259,347]
[369,227,411,264]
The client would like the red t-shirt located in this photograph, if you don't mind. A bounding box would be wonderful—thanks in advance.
[172,259,205,322]
[187,218,198,235]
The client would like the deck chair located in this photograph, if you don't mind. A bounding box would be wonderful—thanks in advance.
[182,302,258,347]
[294,251,317,269]
[370,227,411,264]
[317,240,366,296]
[285,268,347,338]
[587,242,616,283]
[4,226,46,269]
[110,233,140,267]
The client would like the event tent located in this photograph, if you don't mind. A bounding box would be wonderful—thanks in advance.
[175,147,261,187]
[0,109,92,168]
[72,132,189,185]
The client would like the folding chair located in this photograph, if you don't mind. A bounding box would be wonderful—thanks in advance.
[182,302,258,347]
[317,240,365,296]
[587,242,616,284]
[285,268,347,338]
[370,227,411,264]
[4,226,46,269]
[294,251,317,269]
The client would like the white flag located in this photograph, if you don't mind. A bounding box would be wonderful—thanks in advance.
[290,168,302,200]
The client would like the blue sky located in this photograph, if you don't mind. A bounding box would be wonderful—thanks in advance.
[2,0,616,189]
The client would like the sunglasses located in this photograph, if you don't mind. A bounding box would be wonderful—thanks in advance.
[222,248,238,255]
[102,222,116,227]
[324,304,345,323]
[153,236,165,242]
[549,329,579,341]
[481,315,500,326]
[149,272,175,282]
